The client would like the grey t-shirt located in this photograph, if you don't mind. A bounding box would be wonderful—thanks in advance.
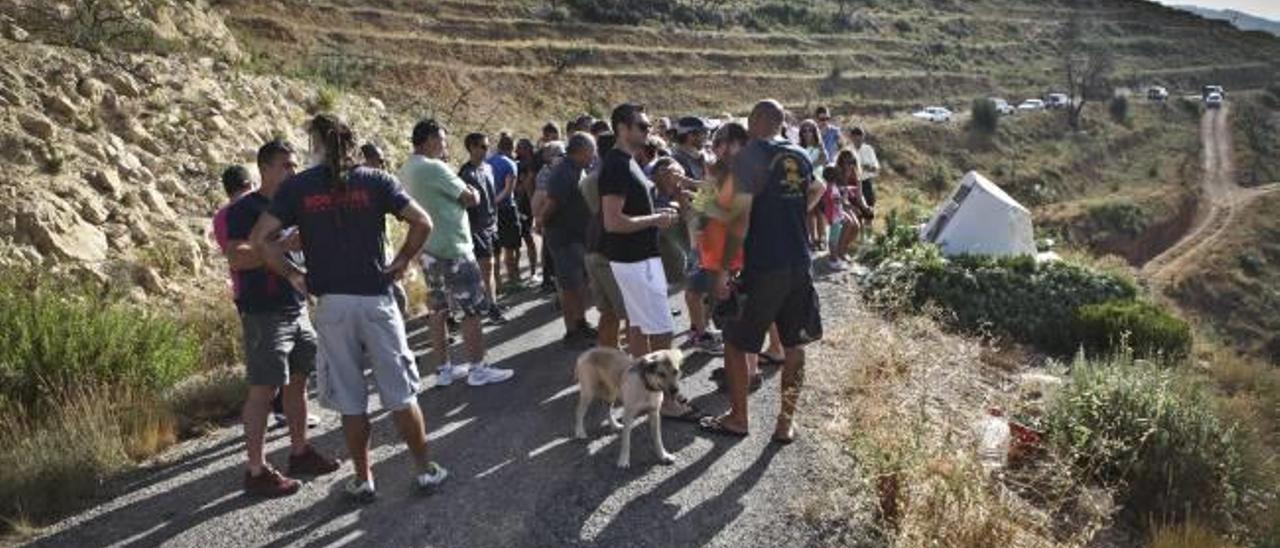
[545,160,588,248]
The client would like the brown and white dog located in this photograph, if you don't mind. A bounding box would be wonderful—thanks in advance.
[573,347,684,468]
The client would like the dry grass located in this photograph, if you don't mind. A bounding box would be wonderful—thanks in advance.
[0,385,177,529]
[166,366,248,436]
[805,288,1112,547]
[1148,521,1240,548]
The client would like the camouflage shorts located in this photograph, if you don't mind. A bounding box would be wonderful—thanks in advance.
[420,254,490,318]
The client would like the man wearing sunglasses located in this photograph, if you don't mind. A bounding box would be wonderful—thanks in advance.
[461,133,508,326]
[600,103,680,356]
[814,105,841,164]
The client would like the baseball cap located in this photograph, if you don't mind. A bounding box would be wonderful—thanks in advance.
[675,116,709,136]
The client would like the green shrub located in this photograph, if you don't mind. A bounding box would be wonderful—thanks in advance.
[1046,353,1248,529]
[0,272,200,413]
[863,248,1139,355]
[1073,300,1192,359]
[1108,95,1129,125]
[970,98,1000,135]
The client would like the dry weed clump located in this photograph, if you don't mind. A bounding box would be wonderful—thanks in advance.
[0,385,176,528]
[816,295,1110,548]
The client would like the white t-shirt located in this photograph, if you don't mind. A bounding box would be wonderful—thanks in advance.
[855,143,879,180]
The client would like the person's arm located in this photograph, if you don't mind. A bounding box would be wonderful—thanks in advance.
[386,200,432,280]
[224,240,264,271]
[863,147,880,177]
[807,179,827,213]
[249,212,306,294]
[601,195,672,233]
[494,172,516,204]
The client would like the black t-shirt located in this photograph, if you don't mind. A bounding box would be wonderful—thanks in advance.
[731,137,816,273]
[544,160,589,247]
[225,192,305,314]
[598,148,659,263]
[269,165,411,297]
[459,161,496,231]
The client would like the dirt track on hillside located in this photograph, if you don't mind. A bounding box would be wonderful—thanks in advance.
[1141,104,1280,287]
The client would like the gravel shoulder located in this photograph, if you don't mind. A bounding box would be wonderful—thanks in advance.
[29,274,864,548]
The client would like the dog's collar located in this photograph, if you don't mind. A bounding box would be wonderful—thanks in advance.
[629,364,663,393]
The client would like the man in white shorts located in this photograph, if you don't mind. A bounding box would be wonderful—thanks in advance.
[251,114,446,501]
[599,102,679,355]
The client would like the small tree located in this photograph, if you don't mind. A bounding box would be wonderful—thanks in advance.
[970,98,1000,135]
[1059,13,1115,131]
[1108,95,1129,125]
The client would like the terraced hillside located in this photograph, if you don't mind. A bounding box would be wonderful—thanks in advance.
[221,0,1280,132]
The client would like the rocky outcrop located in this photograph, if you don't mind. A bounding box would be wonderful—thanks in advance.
[0,30,410,300]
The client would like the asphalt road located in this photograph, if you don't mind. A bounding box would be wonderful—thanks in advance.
[30,276,847,548]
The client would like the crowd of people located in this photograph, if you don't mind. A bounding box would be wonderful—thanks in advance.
[212,100,880,500]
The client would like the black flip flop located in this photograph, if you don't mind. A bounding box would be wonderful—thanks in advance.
[771,425,797,445]
[699,416,749,438]
[664,406,708,423]
[759,353,785,366]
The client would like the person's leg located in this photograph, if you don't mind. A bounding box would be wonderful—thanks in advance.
[341,414,373,482]
[597,309,620,348]
[392,404,431,471]
[626,326,649,357]
[423,256,453,372]
[774,345,805,441]
[243,384,278,474]
[281,373,309,454]
[650,332,673,351]
[560,287,584,333]
[462,315,484,364]
[839,216,861,258]
[479,256,496,305]
[359,294,434,473]
[525,234,538,278]
[771,269,823,442]
[719,343,751,432]
[312,296,373,480]
[686,289,706,335]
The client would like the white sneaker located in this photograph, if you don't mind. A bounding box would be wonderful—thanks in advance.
[829,259,848,271]
[415,462,449,493]
[435,363,459,387]
[450,363,471,381]
[467,364,514,386]
[344,478,376,503]
[305,414,320,428]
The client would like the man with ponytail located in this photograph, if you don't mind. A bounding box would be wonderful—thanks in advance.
[251,114,447,501]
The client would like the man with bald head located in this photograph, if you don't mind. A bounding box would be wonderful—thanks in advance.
[703,99,826,443]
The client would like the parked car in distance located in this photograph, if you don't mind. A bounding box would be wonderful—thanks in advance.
[1205,92,1224,109]
[1202,85,1225,101]
[1147,86,1169,101]
[990,98,1015,115]
[1017,98,1046,112]
[1046,93,1072,109]
[912,106,953,123]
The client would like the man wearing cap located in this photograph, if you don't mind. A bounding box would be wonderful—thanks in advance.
[671,116,722,355]
[849,126,880,210]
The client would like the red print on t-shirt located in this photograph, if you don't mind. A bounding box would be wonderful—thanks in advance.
[303,189,373,214]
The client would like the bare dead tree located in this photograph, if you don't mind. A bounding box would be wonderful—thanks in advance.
[1059,13,1115,131]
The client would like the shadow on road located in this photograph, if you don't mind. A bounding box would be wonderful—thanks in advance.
[34,285,793,547]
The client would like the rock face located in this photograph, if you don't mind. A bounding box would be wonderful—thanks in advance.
[16,197,109,263]
[0,28,412,301]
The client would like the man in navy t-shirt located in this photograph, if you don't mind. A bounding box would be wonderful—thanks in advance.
[222,140,339,498]
[703,100,826,444]
[250,114,447,501]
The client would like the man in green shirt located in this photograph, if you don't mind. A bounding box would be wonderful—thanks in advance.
[400,119,514,388]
